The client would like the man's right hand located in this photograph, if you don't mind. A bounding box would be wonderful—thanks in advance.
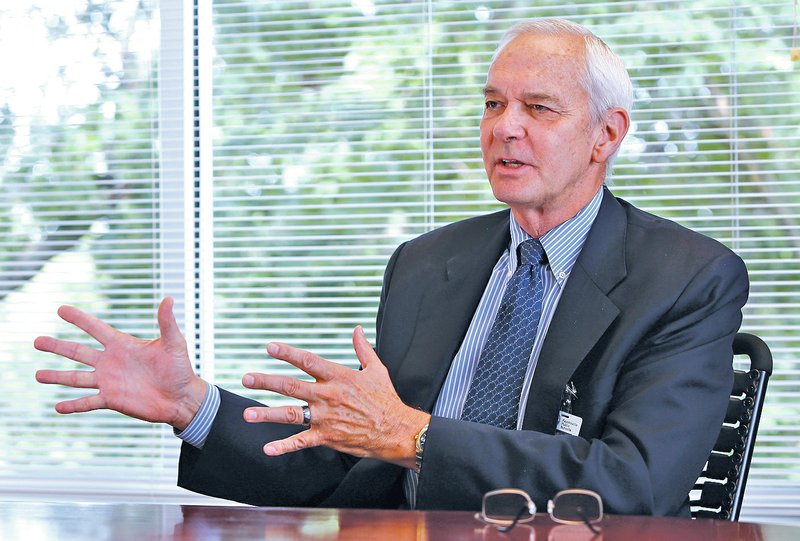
[34,297,206,431]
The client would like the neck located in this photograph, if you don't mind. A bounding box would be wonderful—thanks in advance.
[511,200,590,238]
[511,184,605,238]
[511,209,561,238]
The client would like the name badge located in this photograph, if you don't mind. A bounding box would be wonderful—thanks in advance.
[556,411,583,436]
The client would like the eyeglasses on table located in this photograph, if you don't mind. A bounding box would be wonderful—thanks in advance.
[476,487,603,533]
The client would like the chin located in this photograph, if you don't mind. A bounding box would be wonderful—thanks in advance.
[489,179,540,206]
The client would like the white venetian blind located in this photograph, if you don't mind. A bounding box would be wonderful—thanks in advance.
[0,0,199,502]
[3,0,799,522]
[208,2,436,394]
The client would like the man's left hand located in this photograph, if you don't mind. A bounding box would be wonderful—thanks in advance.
[241,326,430,469]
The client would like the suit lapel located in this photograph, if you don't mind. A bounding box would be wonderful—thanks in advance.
[522,189,628,432]
[393,211,511,411]
[392,190,629,426]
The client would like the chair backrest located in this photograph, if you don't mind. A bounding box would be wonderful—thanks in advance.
[690,332,772,521]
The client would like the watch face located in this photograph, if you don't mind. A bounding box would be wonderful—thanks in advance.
[415,424,428,456]
[415,425,428,474]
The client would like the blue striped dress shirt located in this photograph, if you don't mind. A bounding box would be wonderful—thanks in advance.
[175,381,220,448]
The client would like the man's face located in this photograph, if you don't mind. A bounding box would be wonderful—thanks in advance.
[480,34,606,221]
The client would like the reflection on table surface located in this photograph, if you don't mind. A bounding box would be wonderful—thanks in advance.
[0,500,798,541]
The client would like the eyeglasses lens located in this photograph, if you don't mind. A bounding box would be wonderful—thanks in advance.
[551,492,601,523]
[484,493,533,523]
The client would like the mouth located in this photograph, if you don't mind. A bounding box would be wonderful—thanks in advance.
[497,158,529,169]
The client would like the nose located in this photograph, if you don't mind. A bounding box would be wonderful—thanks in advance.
[493,106,526,142]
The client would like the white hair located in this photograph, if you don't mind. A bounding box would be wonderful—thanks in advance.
[492,18,634,122]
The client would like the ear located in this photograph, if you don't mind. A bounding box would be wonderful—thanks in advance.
[591,108,630,164]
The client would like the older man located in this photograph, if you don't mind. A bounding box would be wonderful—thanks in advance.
[35,19,747,516]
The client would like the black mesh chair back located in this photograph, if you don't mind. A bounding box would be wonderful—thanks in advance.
[690,332,772,520]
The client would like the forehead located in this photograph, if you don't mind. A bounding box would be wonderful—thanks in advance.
[486,34,587,97]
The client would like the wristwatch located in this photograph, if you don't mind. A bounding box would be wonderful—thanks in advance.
[414,423,429,474]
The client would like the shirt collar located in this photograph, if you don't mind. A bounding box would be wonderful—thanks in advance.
[508,187,604,285]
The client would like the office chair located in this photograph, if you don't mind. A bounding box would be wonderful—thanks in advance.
[690,332,772,521]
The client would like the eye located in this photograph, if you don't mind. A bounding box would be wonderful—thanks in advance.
[485,100,501,110]
[528,103,550,112]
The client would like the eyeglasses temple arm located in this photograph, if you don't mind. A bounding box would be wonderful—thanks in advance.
[497,505,530,533]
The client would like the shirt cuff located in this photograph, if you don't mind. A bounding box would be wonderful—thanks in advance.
[173,381,221,449]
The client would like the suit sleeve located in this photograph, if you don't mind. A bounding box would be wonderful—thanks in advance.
[177,391,355,506]
[413,250,748,516]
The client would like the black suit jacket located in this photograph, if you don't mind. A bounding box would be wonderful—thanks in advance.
[178,188,748,516]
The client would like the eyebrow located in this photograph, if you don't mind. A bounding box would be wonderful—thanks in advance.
[482,86,565,109]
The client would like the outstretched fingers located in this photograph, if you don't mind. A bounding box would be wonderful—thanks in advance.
[265,342,342,381]
[244,329,396,459]
[351,325,380,370]
[54,394,107,415]
[263,430,324,457]
[241,404,322,456]
[33,336,102,368]
[36,369,97,389]
[56,305,117,346]
[157,297,185,349]
[243,405,306,425]
[242,372,314,400]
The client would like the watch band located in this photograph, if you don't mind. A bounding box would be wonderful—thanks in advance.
[414,423,429,474]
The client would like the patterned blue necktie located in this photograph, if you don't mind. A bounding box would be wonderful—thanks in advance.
[461,238,546,429]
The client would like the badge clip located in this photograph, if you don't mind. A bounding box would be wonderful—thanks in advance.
[556,381,583,437]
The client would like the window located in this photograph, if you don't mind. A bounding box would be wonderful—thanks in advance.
[2,0,798,522]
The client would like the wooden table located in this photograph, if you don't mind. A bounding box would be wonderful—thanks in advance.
[1,501,798,540]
